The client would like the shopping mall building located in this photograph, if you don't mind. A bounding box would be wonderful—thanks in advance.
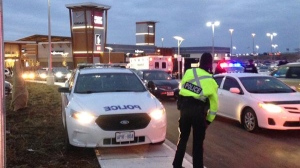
[3,2,230,71]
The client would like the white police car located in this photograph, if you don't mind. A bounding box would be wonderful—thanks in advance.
[58,66,166,148]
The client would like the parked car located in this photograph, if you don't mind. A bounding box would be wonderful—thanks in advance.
[5,80,13,96]
[270,62,300,92]
[52,67,71,82]
[58,66,166,149]
[214,73,300,132]
[135,69,180,100]
[35,69,48,81]
[257,65,271,75]
[22,71,35,80]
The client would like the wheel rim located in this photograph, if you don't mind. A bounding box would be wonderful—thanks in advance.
[244,111,256,131]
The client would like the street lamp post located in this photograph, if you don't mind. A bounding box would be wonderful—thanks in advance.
[206,21,220,57]
[161,38,164,48]
[272,44,278,53]
[267,32,277,61]
[105,47,113,64]
[256,45,259,54]
[266,32,277,54]
[252,33,256,55]
[173,36,184,79]
[229,29,234,56]
[232,46,236,56]
[46,0,54,85]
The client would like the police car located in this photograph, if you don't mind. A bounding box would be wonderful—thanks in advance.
[58,66,166,148]
[214,60,244,74]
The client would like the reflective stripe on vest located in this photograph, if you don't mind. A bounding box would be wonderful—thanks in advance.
[181,68,212,101]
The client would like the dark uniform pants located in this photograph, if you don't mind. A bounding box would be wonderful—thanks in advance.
[173,97,207,168]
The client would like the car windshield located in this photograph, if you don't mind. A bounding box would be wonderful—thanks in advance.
[74,73,146,93]
[142,71,172,80]
[53,67,70,73]
[239,76,295,93]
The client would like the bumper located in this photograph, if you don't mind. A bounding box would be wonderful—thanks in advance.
[153,89,179,98]
[66,114,167,147]
[258,111,300,130]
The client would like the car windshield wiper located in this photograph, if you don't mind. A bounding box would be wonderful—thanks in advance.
[75,91,98,94]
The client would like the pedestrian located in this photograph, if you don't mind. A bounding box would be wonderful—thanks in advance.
[244,59,258,73]
[173,52,219,168]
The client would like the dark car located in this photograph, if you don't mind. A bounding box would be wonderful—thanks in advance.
[136,69,180,100]
[5,81,13,96]
[270,62,300,92]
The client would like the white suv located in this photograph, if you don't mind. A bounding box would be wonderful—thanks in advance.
[58,66,166,149]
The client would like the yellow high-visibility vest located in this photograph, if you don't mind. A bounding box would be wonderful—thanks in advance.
[179,68,219,122]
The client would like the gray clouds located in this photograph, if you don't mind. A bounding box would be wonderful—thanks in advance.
[3,0,300,54]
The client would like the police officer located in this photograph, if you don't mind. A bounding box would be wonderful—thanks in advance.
[173,52,219,168]
[244,59,258,73]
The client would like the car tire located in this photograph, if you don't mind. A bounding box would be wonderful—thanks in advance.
[241,108,258,132]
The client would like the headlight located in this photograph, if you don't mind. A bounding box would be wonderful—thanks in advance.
[66,73,71,78]
[71,111,96,124]
[40,73,47,79]
[22,73,35,79]
[55,72,63,78]
[259,103,282,113]
[149,108,165,120]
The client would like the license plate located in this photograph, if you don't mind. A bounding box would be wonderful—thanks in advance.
[115,131,135,142]
[167,92,174,96]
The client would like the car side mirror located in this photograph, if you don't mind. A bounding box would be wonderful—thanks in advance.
[58,87,70,93]
[229,87,240,94]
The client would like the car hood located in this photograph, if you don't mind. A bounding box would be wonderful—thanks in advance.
[250,92,300,102]
[69,92,162,115]
[151,79,179,87]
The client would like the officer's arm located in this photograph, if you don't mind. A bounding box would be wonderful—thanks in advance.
[202,79,219,123]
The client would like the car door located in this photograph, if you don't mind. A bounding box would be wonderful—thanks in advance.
[217,76,243,120]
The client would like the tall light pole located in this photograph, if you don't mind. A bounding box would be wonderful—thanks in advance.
[256,45,259,54]
[251,33,256,55]
[206,21,220,57]
[105,47,113,64]
[46,0,54,85]
[232,46,236,56]
[229,29,234,56]
[272,44,278,53]
[266,32,277,54]
[173,36,184,79]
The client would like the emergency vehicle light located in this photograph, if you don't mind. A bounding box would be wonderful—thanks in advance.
[220,62,242,68]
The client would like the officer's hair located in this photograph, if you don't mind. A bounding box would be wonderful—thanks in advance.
[200,52,213,73]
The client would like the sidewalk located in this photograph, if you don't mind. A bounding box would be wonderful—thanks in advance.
[95,140,193,168]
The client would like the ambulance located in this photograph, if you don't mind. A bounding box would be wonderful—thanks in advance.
[129,55,173,73]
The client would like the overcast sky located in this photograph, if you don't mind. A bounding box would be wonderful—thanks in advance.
[3,0,300,54]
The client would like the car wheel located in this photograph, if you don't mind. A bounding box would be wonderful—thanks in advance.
[242,108,258,132]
